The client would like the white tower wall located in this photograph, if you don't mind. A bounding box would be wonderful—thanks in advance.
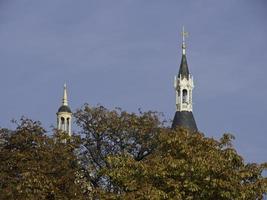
[174,74,194,112]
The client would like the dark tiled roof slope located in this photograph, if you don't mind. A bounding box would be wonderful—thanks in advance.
[171,111,198,132]
[58,105,72,113]
[178,54,190,79]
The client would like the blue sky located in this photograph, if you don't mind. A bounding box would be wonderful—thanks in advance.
[0,0,266,163]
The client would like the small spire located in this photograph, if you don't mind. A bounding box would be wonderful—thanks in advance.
[181,26,188,55]
[62,83,68,106]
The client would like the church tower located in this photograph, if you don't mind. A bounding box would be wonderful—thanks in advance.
[172,27,198,131]
[57,84,72,135]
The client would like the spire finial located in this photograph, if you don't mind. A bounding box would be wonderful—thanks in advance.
[181,26,188,55]
[62,83,68,106]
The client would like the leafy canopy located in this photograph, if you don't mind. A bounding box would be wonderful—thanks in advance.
[101,128,267,199]
[0,118,90,200]
[1,106,267,199]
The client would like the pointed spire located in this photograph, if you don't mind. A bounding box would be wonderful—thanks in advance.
[178,26,190,79]
[62,83,68,106]
[179,55,190,78]
[181,26,188,55]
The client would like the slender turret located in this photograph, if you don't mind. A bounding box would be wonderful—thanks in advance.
[172,27,197,131]
[57,84,72,135]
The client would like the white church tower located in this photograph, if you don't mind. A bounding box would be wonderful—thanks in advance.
[57,84,72,135]
[174,26,194,112]
[172,27,197,131]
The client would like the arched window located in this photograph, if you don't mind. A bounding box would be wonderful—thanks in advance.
[67,118,70,133]
[182,89,188,103]
[61,117,65,131]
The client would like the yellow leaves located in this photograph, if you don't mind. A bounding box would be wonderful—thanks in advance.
[220,191,232,199]
[204,175,210,181]
[0,119,88,199]
[186,182,200,192]
[99,127,267,199]
[8,105,257,198]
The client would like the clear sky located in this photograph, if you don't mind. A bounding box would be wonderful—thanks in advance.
[0,0,266,163]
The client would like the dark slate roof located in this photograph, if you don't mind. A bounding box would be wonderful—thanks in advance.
[58,105,72,113]
[178,54,190,79]
[171,111,197,132]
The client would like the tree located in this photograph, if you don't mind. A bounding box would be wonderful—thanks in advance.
[1,106,266,199]
[0,118,90,200]
[100,128,267,199]
[74,104,162,192]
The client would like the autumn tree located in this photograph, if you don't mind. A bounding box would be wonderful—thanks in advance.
[1,106,266,200]
[74,104,162,192]
[0,118,91,200]
[100,128,267,199]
